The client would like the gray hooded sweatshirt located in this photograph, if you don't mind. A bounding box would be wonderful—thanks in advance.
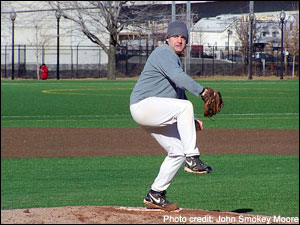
[130,43,204,105]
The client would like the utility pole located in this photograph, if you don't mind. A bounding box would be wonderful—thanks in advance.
[280,10,286,80]
[186,1,191,73]
[10,10,16,80]
[172,1,175,22]
[55,10,61,80]
[248,1,254,80]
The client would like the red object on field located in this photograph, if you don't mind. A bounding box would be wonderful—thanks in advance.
[40,64,49,80]
[270,63,274,73]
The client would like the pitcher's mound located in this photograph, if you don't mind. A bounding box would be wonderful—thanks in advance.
[2,206,296,224]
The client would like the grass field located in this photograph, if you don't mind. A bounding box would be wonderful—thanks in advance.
[2,154,299,217]
[1,78,299,129]
[1,78,299,217]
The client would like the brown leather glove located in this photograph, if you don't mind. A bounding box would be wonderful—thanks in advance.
[201,87,224,117]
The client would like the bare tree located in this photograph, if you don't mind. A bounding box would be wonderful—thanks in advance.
[28,25,51,79]
[2,1,55,79]
[48,1,173,79]
[233,15,257,64]
[11,1,53,79]
[49,1,127,80]
[1,1,15,49]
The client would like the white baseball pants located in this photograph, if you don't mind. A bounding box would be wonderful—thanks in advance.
[130,97,200,192]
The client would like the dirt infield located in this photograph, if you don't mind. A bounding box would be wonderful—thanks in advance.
[1,127,299,224]
[1,128,299,158]
[3,206,299,224]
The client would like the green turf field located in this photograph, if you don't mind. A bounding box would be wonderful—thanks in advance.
[1,79,299,129]
[1,154,299,217]
[1,78,299,217]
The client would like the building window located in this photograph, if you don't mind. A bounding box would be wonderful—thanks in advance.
[225,42,229,50]
[235,41,239,51]
[262,31,269,37]
[272,31,279,38]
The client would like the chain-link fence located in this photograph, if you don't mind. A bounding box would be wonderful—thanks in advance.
[1,45,108,79]
[1,43,299,79]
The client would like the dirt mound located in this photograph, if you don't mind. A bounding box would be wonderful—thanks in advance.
[3,206,296,224]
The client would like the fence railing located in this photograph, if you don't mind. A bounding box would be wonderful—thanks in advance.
[1,44,299,79]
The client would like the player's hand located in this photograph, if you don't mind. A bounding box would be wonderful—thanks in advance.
[195,119,203,131]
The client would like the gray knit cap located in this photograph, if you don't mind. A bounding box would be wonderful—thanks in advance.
[164,21,189,44]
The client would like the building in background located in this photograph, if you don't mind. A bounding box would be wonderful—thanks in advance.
[1,1,298,78]
[190,10,298,59]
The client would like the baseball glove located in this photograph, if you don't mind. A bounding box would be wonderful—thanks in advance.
[201,87,224,117]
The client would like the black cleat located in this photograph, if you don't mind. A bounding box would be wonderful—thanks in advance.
[184,156,213,174]
[143,190,179,211]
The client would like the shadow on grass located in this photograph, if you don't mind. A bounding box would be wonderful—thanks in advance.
[231,208,253,214]
[211,208,253,214]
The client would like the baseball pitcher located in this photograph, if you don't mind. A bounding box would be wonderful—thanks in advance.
[129,21,223,211]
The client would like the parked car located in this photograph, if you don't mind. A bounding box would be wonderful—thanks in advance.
[191,51,214,58]
[201,52,214,58]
